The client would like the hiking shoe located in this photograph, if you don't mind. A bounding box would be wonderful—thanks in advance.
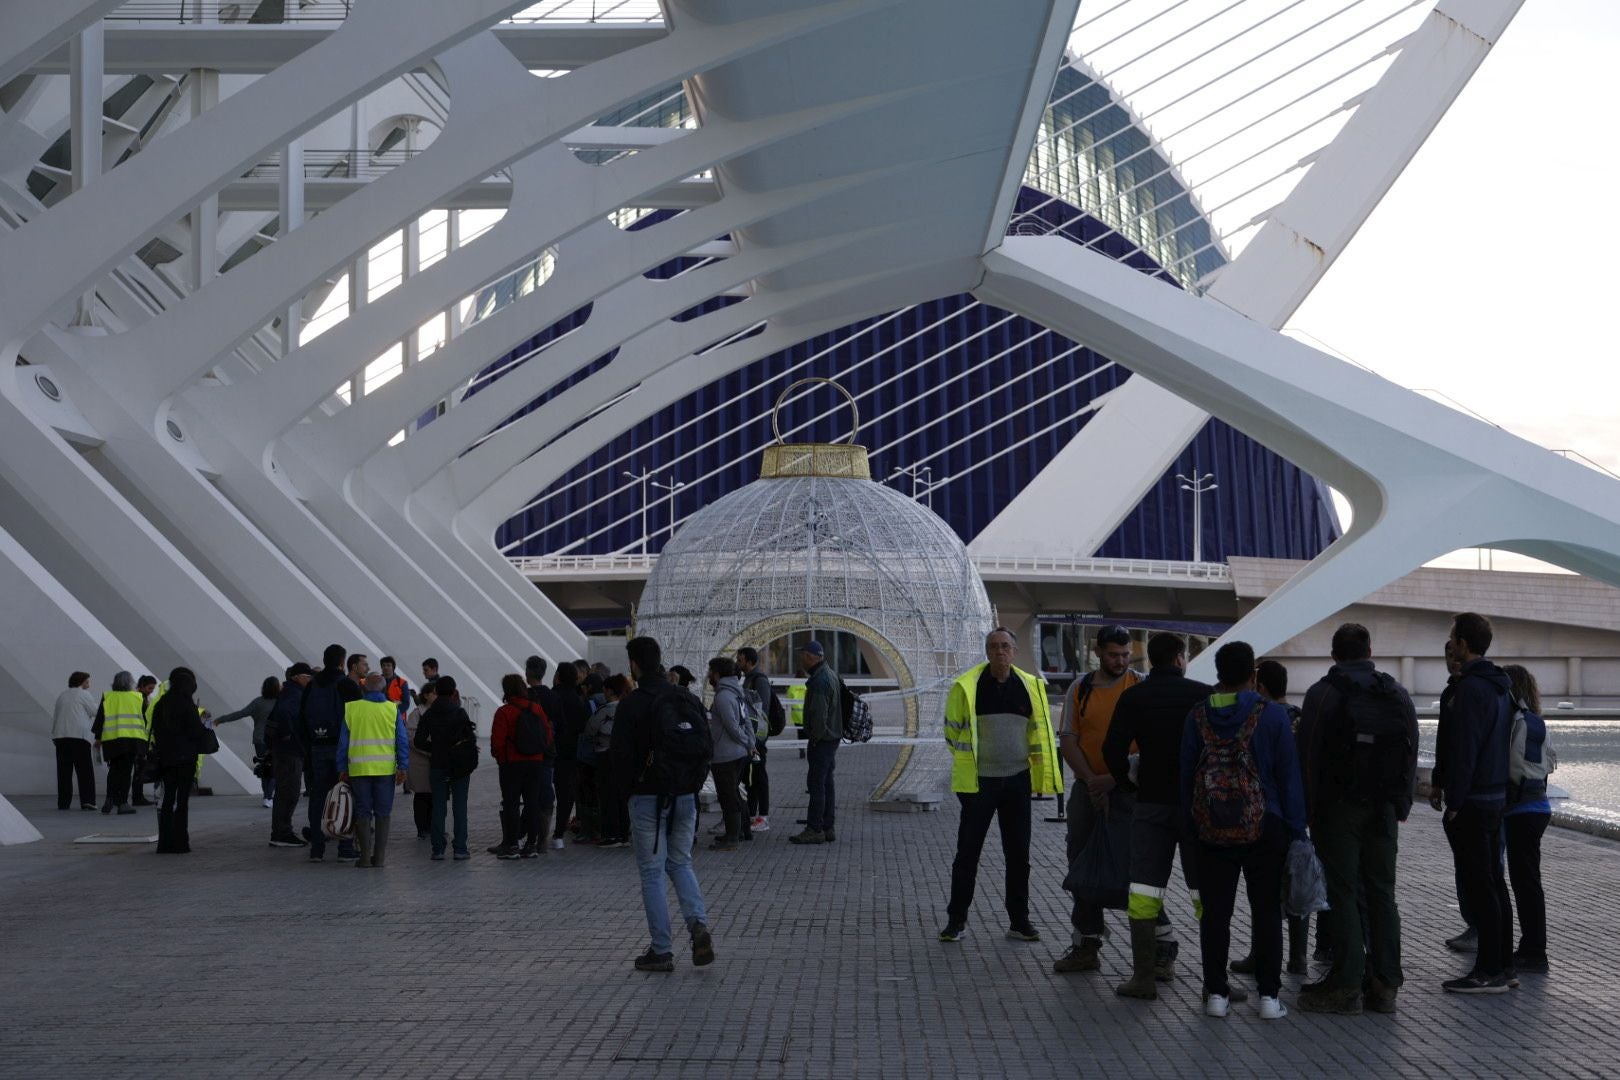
[116,805,137,815]
[494,845,522,860]
[1204,994,1229,1018]
[307,851,324,862]
[1298,986,1362,1015]
[1258,996,1288,1020]
[1512,951,1549,974]
[1052,942,1101,973]
[1445,927,1478,953]
[1363,980,1398,1014]
[750,816,770,832]
[634,949,674,973]
[1006,924,1041,942]
[788,828,825,845]
[822,828,836,842]
[453,851,471,861]
[939,923,967,943]
[1442,972,1510,995]
[486,843,507,855]
[1229,953,1256,975]
[519,846,540,859]
[691,923,715,967]
[80,803,98,811]
[268,835,307,848]
[1505,968,1520,989]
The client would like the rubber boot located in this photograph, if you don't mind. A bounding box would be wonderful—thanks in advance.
[1154,937,1180,982]
[372,816,390,868]
[1116,919,1160,1000]
[354,818,374,869]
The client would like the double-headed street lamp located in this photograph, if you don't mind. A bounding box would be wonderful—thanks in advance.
[1176,471,1218,563]
[623,468,686,554]
[888,463,935,509]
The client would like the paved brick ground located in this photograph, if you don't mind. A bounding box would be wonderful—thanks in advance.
[2,745,1617,1079]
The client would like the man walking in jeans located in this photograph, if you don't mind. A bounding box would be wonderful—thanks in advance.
[1436,612,1516,995]
[611,635,714,973]
[789,641,841,845]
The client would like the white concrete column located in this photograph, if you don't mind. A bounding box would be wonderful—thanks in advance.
[187,68,220,292]
[1400,655,1414,692]
[347,250,368,401]
[68,23,103,325]
[446,210,465,343]
[1568,656,1583,699]
[277,138,305,355]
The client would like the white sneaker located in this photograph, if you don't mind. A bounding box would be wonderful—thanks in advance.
[1258,996,1288,1020]
[262,798,273,809]
[1204,994,1229,1018]
[550,837,565,850]
[751,816,769,832]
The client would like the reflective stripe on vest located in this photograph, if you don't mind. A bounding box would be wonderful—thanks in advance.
[101,690,147,741]
[344,700,399,776]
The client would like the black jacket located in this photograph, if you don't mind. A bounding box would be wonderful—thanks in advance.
[550,688,589,762]
[151,693,210,767]
[412,696,475,771]
[298,666,348,747]
[1438,659,1513,808]
[610,675,670,797]
[1101,669,1213,806]
[1299,659,1420,821]
[265,682,306,753]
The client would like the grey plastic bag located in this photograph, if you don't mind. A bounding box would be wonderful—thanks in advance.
[1285,838,1329,917]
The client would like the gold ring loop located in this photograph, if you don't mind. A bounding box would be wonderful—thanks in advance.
[771,378,859,445]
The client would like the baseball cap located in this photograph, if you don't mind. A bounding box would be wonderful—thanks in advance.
[800,640,825,657]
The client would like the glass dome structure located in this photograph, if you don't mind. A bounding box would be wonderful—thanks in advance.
[635,384,992,807]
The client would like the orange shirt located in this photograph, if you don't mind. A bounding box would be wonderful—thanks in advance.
[1063,670,1142,773]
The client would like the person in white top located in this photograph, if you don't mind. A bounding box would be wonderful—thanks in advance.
[51,671,100,810]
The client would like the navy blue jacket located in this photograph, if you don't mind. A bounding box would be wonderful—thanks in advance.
[1179,690,1307,840]
[298,667,348,747]
[265,682,307,753]
[1440,659,1513,809]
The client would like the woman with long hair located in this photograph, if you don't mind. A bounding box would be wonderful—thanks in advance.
[1501,664,1553,974]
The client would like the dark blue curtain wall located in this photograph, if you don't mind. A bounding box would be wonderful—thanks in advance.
[424,190,1340,563]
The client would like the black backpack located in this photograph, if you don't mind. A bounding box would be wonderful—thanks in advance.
[642,686,712,796]
[1327,671,1411,802]
[445,712,480,779]
[840,681,873,744]
[512,700,551,758]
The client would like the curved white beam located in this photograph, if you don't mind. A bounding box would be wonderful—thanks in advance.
[0,0,126,89]
[978,236,1620,670]
[973,0,1528,560]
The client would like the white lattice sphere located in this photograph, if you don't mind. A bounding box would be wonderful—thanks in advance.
[635,443,993,717]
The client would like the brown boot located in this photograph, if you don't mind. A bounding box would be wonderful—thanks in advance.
[1116,919,1159,1000]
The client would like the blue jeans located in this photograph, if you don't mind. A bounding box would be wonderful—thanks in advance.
[630,794,708,954]
[350,774,395,820]
[306,746,355,859]
[431,768,471,856]
[806,739,837,831]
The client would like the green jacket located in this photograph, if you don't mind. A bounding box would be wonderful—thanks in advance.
[802,662,841,744]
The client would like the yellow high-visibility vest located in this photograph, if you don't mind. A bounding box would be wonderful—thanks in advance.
[787,684,806,727]
[942,663,1062,796]
[344,700,399,777]
[100,690,147,742]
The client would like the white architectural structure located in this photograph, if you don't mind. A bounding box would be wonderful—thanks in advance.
[2,0,1612,838]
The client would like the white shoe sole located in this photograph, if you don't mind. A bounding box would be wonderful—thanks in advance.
[1204,996,1229,1018]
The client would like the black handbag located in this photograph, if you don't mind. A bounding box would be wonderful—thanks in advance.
[198,725,221,755]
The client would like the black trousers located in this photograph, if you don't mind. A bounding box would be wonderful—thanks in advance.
[1453,801,1513,976]
[54,738,95,808]
[1196,815,1287,998]
[413,792,432,836]
[599,770,629,841]
[1505,812,1549,958]
[270,750,303,839]
[745,740,770,817]
[104,745,137,807]
[712,758,751,841]
[552,759,577,839]
[946,770,1032,926]
[158,763,194,853]
[499,761,548,848]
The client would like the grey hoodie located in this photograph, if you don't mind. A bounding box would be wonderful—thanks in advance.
[708,677,753,764]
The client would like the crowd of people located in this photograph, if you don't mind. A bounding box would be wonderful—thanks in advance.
[941,612,1555,1018]
[46,613,1555,987]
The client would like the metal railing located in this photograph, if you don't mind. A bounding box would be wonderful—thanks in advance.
[510,552,1235,584]
[506,1,665,23]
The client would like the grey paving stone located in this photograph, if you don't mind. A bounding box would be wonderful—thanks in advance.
[0,746,1614,1079]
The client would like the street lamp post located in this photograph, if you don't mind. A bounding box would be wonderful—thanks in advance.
[651,475,687,542]
[888,464,935,509]
[622,468,651,555]
[1176,472,1218,563]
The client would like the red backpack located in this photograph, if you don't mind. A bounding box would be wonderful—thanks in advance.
[1190,701,1267,846]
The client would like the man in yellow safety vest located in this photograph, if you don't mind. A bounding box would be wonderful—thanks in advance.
[92,671,147,815]
[338,672,410,869]
[938,627,1061,943]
